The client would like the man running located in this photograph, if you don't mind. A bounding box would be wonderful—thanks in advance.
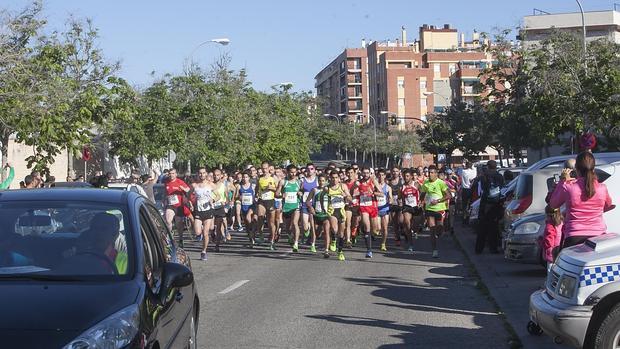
[235,170,257,247]
[326,170,352,261]
[273,166,285,242]
[256,161,278,249]
[192,167,215,261]
[376,169,392,252]
[301,163,318,246]
[306,173,329,256]
[389,167,404,246]
[276,165,302,252]
[358,167,383,258]
[211,169,230,252]
[164,169,191,244]
[344,167,360,248]
[400,169,422,252]
[420,165,451,258]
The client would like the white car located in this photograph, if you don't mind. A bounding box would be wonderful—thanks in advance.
[529,234,620,348]
[107,182,148,198]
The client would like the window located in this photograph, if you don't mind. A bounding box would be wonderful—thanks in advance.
[145,204,174,263]
[398,98,405,107]
[434,64,441,73]
[421,98,427,107]
[420,80,427,89]
[397,79,405,89]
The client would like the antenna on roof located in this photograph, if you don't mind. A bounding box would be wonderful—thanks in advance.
[533,8,551,15]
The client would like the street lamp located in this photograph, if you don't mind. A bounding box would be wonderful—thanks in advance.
[575,0,587,59]
[423,91,450,114]
[358,113,378,168]
[188,38,231,60]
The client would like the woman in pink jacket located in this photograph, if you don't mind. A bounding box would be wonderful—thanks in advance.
[550,151,613,249]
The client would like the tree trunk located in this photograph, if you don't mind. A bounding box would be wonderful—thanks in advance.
[67,148,74,178]
[1,132,8,181]
[497,148,503,168]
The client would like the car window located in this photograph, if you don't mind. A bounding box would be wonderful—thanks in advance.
[144,204,173,263]
[139,208,164,290]
[514,174,533,200]
[0,202,132,278]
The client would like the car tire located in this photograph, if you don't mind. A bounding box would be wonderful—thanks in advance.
[188,306,198,349]
[592,303,620,349]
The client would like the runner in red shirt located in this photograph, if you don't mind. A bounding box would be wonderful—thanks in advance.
[400,169,423,253]
[164,169,191,242]
[358,167,383,258]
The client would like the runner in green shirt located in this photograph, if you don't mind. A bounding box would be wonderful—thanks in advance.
[420,165,451,259]
[276,164,302,252]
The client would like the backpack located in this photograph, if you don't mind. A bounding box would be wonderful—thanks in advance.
[482,173,503,204]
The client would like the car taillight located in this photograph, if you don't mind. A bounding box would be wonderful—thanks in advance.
[511,195,532,214]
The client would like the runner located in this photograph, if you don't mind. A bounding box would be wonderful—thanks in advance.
[344,167,360,248]
[273,166,285,242]
[420,165,451,258]
[358,167,383,258]
[192,167,215,261]
[400,169,422,252]
[389,166,404,246]
[211,169,230,252]
[256,161,278,250]
[326,170,352,261]
[305,173,329,255]
[164,169,191,244]
[301,163,318,247]
[376,169,392,252]
[235,170,257,247]
[233,171,244,232]
[276,165,302,252]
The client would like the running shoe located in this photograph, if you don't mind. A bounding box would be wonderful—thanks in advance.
[292,242,299,252]
[226,232,232,241]
[270,243,277,251]
[432,250,439,258]
[366,250,373,258]
[338,251,345,261]
[323,250,330,259]
[310,245,317,253]
[380,243,387,251]
[407,245,414,253]
[200,252,207,261]
[352,236,358,245]
[372,231,381,237]
[288,235,293,245]
[304,229,310,238]
[274,234,280,243]
[329,240,337,252]
[345,240,353,249]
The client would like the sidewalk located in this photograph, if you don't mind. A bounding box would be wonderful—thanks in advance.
[453,222,570,349]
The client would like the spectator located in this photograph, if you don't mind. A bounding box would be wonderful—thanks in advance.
[141,174,156,202]
[30,171,43,188]
[541,205,562,268]
[0,163,14,189]
[551,152,613,249]
[157,169,169,184]
[24,175,37,189]
[45,176,56,188]
[460,161,477,223]
[76,175,85,182]
[66,176,74,182]
[476,160,505,254]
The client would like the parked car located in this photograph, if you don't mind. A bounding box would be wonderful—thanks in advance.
[525,152,620,172]
[505,162,620,266]
[468,177,518,224]
[107,182,148,197]
[0,189,199,348]
[153,183,166,215]
[529,233,620,348]
[50,182,93,188]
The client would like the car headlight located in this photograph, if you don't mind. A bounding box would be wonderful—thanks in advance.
[557,275,577,298]
[63,304,140,349]
[513,221,541,235]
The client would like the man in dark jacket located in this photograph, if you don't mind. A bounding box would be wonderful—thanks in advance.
[476,160,505,254]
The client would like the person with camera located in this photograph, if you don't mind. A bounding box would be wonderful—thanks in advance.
[476,160,505,254]
[550,152,613,249]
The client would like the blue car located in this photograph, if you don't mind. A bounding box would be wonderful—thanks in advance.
[0,189,199,348]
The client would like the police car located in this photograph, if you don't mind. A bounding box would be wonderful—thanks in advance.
[529,234,620,348]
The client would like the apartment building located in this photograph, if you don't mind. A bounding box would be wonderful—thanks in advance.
[314,48,369,123]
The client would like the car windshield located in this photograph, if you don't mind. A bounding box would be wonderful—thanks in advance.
[0,201,132,280]
[514,174,533,200]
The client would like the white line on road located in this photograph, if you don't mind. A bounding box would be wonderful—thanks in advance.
[218,280,250,294]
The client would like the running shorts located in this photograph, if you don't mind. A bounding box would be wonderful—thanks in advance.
[425,210,446,222]
[258,199,275,212]
[166,205,185,217]
[212,207,227,218]
[359,206,378,218]
[402,206,423,216]
[194,209,214,221]
[330,209,345,224]
[283,209,299,219]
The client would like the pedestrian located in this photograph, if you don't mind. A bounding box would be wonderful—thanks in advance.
[541,205,562,269]
[140,174,156,202]
[460,161,477,223]
[550,152,613,249]
[475,160,505,254]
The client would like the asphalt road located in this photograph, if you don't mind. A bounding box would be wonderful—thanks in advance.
[183,228,513,349]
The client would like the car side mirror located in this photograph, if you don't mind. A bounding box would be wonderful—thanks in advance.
[162,262,193,289]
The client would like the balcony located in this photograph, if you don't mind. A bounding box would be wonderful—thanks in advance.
[461,85,482,96]
[347,76,363,85]
[457,68,481,79]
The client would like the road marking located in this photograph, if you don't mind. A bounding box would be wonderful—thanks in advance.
[218,280,250,294]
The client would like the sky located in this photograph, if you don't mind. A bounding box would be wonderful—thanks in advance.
[4,0,617,92]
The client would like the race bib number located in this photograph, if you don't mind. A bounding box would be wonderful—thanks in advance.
[314,202,324,213]
[261,192,272,201]
[284,192,298,204]
[241,194,253,206]
[405,194,417,207]
[302,192,310,203]
[426,194,441,206]
[331,196,345,209]
[360,194,373,207]
[213,201,224,209]
[197,197,210,211]
[167,195,180,206]
[377,196,387,207]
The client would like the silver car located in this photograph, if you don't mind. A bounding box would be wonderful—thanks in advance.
[504,212,546,265]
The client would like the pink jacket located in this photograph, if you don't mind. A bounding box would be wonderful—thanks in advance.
[541,220,562,263]
[549,177,613,239]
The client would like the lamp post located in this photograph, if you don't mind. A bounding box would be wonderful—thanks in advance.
[358,113,378,168]
[324,113,346,159]
[423,91,450,114]
[188,38,231,63]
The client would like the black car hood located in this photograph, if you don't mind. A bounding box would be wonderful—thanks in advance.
[0,279,140,347]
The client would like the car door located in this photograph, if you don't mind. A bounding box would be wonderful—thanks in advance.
[142,203,193,348]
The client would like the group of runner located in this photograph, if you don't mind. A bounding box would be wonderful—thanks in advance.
[163,162,459,262]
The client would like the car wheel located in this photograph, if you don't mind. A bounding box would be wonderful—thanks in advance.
[592,303,620,349]
[188,307,198,349]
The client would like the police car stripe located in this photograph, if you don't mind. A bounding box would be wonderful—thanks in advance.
[580,265,620,286]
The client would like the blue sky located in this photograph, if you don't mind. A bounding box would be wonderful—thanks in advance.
[5,0,617,91]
